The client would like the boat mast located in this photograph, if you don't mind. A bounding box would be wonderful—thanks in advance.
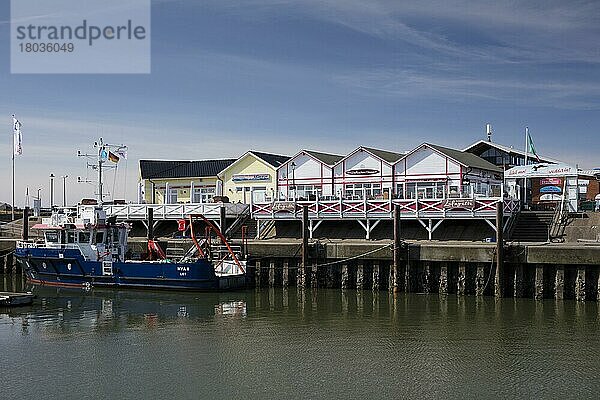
[97,138,104,205]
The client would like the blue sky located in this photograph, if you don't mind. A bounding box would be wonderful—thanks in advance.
[1,0,600,205]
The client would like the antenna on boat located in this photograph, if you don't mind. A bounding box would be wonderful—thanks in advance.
[78,138,127,205]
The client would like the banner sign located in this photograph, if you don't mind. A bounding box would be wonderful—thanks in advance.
[232,174,270,182]
[272,202,296,212]
[444,199,475,210]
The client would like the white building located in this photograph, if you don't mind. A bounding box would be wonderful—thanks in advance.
[276,150,343,200]
[333,147,404,199]
[393,143,503,199]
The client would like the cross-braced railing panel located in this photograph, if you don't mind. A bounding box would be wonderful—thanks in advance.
[252,196,519,220]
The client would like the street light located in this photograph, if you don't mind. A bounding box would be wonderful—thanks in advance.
[291,162,296,200]
[49,173,55,208]
[61,175,68,206]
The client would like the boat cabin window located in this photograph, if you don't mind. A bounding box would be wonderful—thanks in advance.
[79,232,91,244]
[95,232,105,244]
[45,230,60,243]
[67,231,76,244]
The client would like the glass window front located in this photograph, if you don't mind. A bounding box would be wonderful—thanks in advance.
[344,183,381,199]
[404,182,446,199]
[192,186,215,203]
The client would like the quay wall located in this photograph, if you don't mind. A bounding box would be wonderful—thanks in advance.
[130,238,600,301]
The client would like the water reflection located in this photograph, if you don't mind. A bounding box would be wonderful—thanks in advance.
[2,278,600,399]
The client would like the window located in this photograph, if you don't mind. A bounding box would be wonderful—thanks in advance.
[252,187,268,203]
[79,232,90,244]
[405,182,446,199]
[167,188,178,204]
[94,232,105,245]
[67,232,76,244]
[396,184,405,199]
[45,231,59,243]
[294,185,321,200]
[192,186,215,203]
[344,183,381,199]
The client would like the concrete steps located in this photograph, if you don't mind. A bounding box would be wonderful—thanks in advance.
[510,211,554,242]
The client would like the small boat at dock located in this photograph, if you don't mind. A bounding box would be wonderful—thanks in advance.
[0,291,34,306]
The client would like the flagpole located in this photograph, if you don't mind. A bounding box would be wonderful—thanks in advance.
[12,150,15,221]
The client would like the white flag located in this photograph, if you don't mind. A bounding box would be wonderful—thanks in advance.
[12,115,22,156]
[116,146,128,160]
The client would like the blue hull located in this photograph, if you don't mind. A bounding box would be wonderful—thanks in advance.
[15,247,247,291]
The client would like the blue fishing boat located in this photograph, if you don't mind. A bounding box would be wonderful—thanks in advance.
[15,138,247,291]
[15,206,247,291]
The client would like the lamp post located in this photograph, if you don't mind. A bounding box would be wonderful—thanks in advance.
[61,175,68,206]
[291,162,296,200]
[49,173,55,208]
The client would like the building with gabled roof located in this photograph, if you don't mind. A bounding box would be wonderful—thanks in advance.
[464,140,560,169]
[218,150,290,203]
[333,146,405,200]
[277,149,344,200]
[393,143,503,200]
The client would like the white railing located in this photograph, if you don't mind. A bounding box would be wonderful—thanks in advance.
[96,203,250,220]
[251,197,520,220]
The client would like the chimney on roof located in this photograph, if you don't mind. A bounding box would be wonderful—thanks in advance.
[486,123,493,142]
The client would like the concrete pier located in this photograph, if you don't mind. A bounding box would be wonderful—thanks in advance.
[575,267,586,302]
[555,266,564,300]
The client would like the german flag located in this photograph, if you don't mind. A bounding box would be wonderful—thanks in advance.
[108,151,120,163]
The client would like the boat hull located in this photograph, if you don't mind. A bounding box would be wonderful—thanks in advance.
[15,248,247,291]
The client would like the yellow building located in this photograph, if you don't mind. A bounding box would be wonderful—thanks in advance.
[138,159,235,204]
[218,151,289,203]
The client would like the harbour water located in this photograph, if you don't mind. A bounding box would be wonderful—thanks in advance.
[2,275,600,399]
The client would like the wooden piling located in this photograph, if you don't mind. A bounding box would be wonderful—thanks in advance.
[476,264,485,296]
[423,262,431,294]
[555,265,564,300]
[534,265,544,300]
[282,260,289,288]
[22,206,30,241]
[494,201,504,298]
[575,266,586,302]
[372,264,380,291]
[514,264,524,298]
[392,205,401,293]
[300,205,309,289]
[439,263,448,295]
[341,264,349,290]
[457,262,466,296]
[147,208,154,240]
[311,264,318,288]
[356,264,364,290]
[269,260,276,287]
[255,261,262,288]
